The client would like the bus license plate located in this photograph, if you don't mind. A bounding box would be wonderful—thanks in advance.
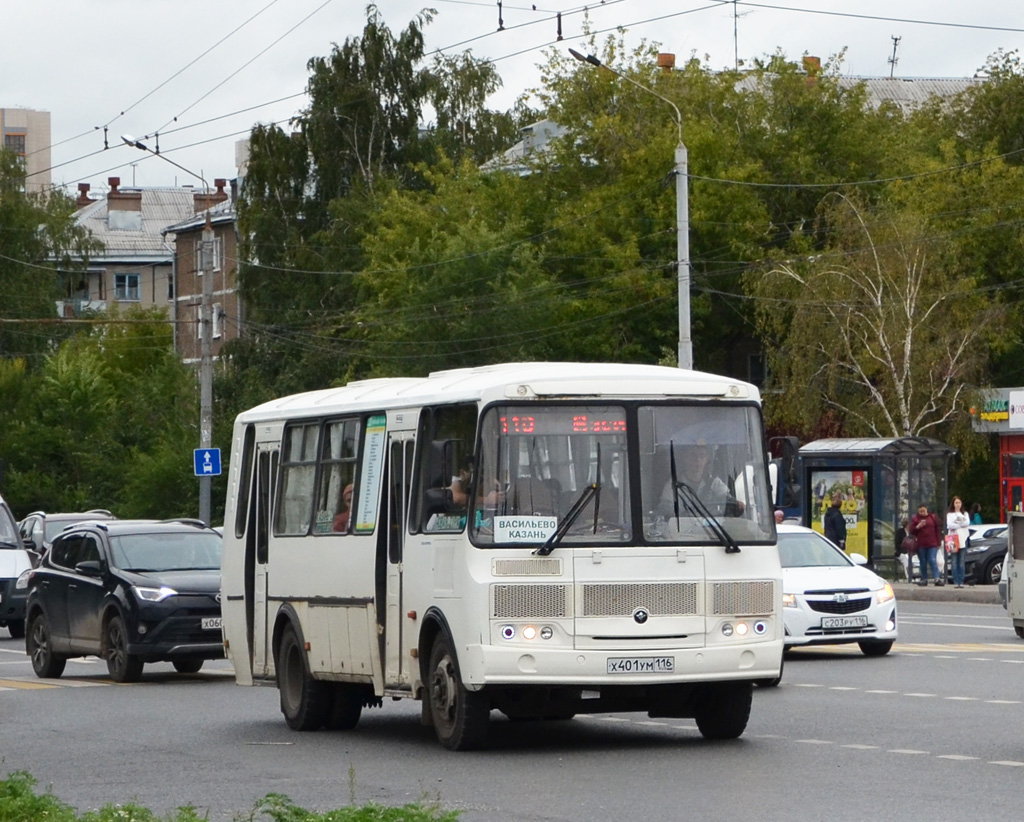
[821,615,868,629]
[202,617,223,630]
[607,656,674,674]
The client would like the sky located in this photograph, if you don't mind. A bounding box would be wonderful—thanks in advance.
[4,0,1024,195]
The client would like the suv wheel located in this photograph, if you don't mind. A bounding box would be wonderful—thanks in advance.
[27,613,66,678]
[173,659,204,674]
[105,615,144,682]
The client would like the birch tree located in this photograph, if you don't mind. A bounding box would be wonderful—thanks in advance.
[748,192,1002,439]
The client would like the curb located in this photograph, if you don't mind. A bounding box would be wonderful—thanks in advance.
[891,580,1000,604]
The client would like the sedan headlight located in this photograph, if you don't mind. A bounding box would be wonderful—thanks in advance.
[14,569,31,590]
[782,593,798,608]
[133,585,177,602]
[876,582,895,605]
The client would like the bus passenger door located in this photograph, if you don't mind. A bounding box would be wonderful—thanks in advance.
[251,445,276,676]
[384,432,415,686]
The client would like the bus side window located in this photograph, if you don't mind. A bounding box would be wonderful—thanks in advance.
[316,419,359,535]
[276,422,319,535]
[413,403,477,533]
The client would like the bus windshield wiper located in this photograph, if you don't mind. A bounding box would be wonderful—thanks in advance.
[535,445,603,557]
[669,442,741,554]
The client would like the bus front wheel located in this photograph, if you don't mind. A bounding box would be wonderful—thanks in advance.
[277,624,330,731]
[693,681,752,740]
[428,635,489,750]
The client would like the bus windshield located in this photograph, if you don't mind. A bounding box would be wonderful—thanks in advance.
[470,403,773,547]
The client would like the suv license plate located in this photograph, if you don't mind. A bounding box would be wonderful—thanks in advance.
[821,615,868,629]
[202,617,223,630]
[607,656,674,674]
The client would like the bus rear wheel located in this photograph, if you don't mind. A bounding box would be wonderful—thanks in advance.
[327,683,364,730]
[693,681,752,740]
[277,624,331,731]
[428,635,489,750]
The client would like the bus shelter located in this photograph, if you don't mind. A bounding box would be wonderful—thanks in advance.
[798,437,956,571]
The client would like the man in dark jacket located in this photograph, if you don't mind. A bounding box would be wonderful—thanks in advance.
[823,494,847,550]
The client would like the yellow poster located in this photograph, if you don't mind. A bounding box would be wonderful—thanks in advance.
[809,469,869,559]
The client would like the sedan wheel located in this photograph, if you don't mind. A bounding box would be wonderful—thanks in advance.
[859,640,893,657]
[7,619,25,640]
[105,615,144,682]
[27,613,66,678]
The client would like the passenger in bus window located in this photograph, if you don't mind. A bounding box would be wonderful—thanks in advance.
[333,483,354,532]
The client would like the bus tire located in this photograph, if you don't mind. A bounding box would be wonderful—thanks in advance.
[327,683,363,731]
[277,624,331,731]
[693,681,752,740]
[428,634,489,750]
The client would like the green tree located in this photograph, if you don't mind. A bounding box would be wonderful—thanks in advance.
[0,148,98,364]
[747,192,1003,444]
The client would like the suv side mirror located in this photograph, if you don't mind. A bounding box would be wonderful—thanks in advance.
[75,560,103,577]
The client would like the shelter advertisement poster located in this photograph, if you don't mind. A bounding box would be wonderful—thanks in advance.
[809,468,869,558]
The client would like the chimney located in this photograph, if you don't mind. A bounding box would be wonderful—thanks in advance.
[193,177,230,213]
[656,53,676,73]
[106,175,143,230]
[107,176,142,211]
[803,55,821,87]
[77,183,91,207]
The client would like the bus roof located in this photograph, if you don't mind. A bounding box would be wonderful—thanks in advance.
[235,362,760,423]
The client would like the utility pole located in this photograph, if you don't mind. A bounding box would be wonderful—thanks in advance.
[121,135,218,523]
[199,215,214,525]
[568,49,693,370]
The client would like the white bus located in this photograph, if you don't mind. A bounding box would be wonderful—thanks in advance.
[220,362,781,749]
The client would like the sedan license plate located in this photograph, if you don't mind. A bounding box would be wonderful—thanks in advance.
[607,656,674,674]
[201,617,223,630]
[821,615,868,629]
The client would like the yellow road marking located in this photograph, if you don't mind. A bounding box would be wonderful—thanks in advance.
[0,678,61,690]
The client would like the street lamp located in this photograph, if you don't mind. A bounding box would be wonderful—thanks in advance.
[121,135,217,525]
[567,50,693,370]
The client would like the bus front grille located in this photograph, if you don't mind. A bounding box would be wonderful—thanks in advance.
[492,584,570,618]
[581,583,699,617]
[710,580,775,616]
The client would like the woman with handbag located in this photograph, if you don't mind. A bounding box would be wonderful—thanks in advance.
[946,496,971,588]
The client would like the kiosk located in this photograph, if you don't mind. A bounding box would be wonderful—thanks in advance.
[797,437,955,572]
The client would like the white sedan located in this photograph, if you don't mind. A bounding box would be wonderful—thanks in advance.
[778,524,898,658]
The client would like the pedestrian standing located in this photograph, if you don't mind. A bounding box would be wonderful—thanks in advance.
[824,493,847,550]
[969,503,983,525]
[946,496,971,588]
[895,518,914,581]
[909,504,943,586]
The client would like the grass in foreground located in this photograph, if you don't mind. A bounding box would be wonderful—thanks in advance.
[0,772,459,822]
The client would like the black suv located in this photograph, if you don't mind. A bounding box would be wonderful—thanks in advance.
[25,519,224,681]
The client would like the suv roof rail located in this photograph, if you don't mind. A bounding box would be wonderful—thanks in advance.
[160,518,211,529]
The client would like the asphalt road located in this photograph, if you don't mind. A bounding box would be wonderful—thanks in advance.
[2,596,1022,822]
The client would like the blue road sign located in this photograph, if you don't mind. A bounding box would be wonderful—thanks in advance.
[194,448,222,477]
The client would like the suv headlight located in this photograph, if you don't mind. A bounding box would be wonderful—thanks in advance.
[133,585,177,602]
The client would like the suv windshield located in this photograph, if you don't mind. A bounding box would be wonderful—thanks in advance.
[469,403,773,547]
[109,531,223,572]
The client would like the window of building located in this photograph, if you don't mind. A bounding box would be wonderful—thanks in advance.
[114,273,140,302]
[3,133,26,155]
[193,236,223,274]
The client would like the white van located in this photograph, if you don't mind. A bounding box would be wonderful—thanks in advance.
[0,492,33,638]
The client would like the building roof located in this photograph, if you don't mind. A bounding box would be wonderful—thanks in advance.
[163,197,236,235]
[75,186,201,264]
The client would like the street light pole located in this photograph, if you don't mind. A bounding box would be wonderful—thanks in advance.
[568,50,693,370]
[121,136,215,524]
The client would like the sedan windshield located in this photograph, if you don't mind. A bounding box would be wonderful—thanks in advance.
[777,532,851,568]
[109,532,223,572]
